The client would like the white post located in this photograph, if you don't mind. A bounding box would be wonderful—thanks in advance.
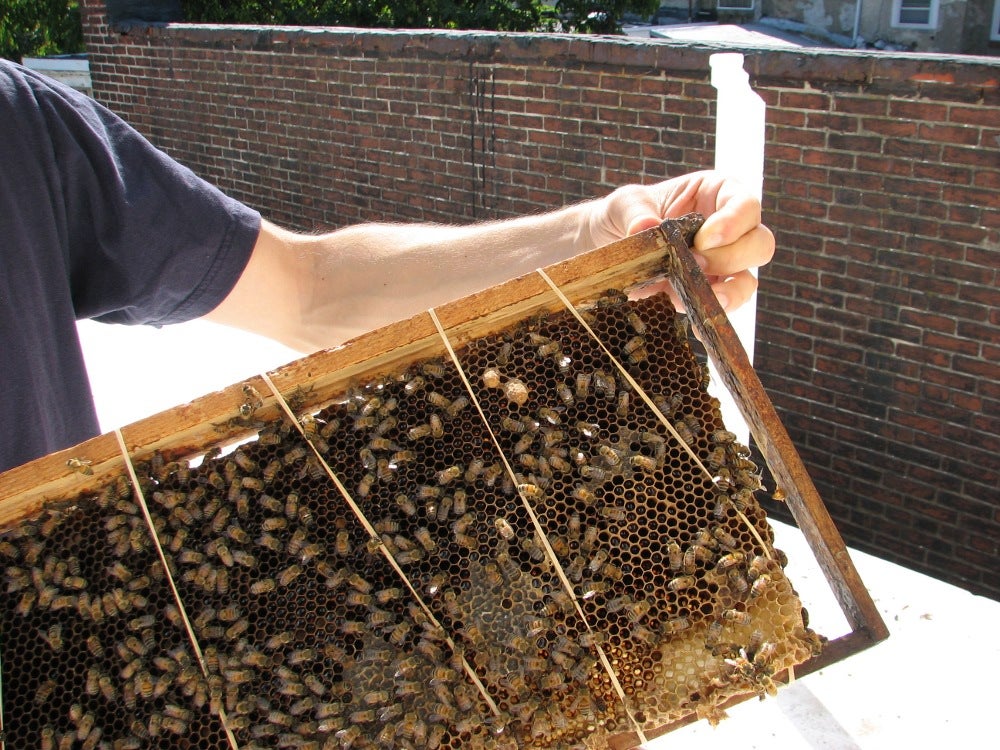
[709,52,765,445]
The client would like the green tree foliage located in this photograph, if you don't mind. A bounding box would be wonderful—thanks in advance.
[554,0,660,33]
[1,0,84,61]
[180,0,662,33]
[180,0,552,31]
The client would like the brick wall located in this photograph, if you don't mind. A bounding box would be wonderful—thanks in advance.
[80,0,1000,598]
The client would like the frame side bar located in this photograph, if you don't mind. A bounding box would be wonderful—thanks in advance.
[659,217,889,642]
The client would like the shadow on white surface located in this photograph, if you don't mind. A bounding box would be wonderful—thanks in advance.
[77,318,301,433]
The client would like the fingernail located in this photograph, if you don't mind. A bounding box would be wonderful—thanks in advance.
[716,292,730,311]
[693,254,709,271]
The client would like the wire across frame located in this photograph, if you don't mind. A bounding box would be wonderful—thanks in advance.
[0,216,887,749]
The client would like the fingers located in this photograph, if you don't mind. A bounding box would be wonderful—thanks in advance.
[628,269,758,314]
[706,269,759,312]
[694,222,774,278]
[692,187,762,251]
[594,172,774,315]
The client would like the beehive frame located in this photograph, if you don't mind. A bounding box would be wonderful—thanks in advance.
[0,216,888,749]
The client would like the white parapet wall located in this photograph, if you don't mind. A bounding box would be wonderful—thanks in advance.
[21,54,93,95]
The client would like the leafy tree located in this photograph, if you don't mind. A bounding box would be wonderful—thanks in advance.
[1,0,84,61]
[553,0,659,33]
[181,0,551,31]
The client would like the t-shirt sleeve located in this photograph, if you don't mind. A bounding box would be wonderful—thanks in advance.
[5,60,262,326]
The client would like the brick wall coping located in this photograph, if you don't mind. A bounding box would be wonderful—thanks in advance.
[110,22,1000,93]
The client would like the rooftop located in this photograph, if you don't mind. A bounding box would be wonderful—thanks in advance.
[624,20,848,49]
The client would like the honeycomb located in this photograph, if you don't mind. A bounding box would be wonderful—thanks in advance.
[0,291,821,749]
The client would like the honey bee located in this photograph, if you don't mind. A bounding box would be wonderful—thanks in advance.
[753,640,777,669]
[694,541,718,567]
[252,533,281,555]
[482,462,504,486]
[276,563,303,587]
[371,437,401,456]
[331,530,352,557]
[728,567,750,595]
[623,310,647,334]
[472,561,502,590]
[449,489,467,516]
[359,585,396,611]
[283,445,308,466]
[601,504,626,521]
[237,383,263,417]
[425,391,450,410]
[287,647,318,666]
[41,623,63,651]
[258,458,283,486]
[63,574,87,590]
[565,487,596,511]
[491,516,516,541]
[498,416,524,436]
[750,573,772,598]
[539,671,567,692]
[406,423,432,441]
[722,608,752,626]
[593,369,616,399]
[717,550,746,570]
[480,367,503,389]
[708,428,736,445]
[353,472,375,498]
[668,574,696,592]
[630,454,659,473]
[671,419,695,445]
[624,335,648,360]
[659,539,681,571]
[597,444,622,466]
[241,648,272,669]
[389,450,416,468]
[339,589,371,609]
[66,457,93,475]
[555,383,575,407]
[517,483,543,500]
[712,526,739,549]
[734,469,763,493]
[509,435,533,458]
[433,465,461,486]
[215,542,235,568]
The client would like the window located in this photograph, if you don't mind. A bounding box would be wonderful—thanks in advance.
[717,0,754,11]
[892,0,938,28]
[992,0,1000,41]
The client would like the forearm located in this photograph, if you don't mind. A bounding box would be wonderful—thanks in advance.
[207,205,590,352]
[204,172,773,352]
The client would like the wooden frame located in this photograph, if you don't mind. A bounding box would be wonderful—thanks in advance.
[0,217,888,744]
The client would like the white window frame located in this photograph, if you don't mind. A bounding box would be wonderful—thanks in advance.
[891,0,939,29]
[992,0,1000,41]
[717,0,755,11]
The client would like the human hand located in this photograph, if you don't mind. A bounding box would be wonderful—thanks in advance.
[585,170,775,312]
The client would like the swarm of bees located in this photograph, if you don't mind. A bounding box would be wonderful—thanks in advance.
[0,292,821,749]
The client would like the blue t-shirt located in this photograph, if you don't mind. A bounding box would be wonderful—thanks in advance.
[0,60,261,472]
